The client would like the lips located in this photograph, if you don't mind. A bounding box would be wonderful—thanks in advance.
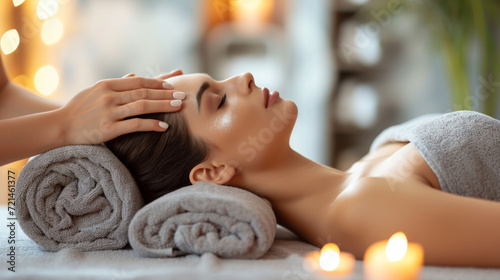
[263,87,270,108]
[263,87,280,108]
[268,90,280,107]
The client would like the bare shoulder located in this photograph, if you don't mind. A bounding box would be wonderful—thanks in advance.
[328,176,443,257]
[327,177,397,255]
[333,176,398,213]
[328,177,500,266]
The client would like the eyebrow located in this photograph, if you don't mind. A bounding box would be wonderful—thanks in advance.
[196,81,210,112]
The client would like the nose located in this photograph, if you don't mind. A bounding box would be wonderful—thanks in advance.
[241,72,254,91]
[229,72,254,95]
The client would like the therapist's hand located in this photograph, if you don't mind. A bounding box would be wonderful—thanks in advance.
[57,70,184,145]
[122,70,182,80]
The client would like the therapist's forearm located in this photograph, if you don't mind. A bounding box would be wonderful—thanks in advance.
[0,55,8,90]
[0,54,60,119]
[0,109,66,166]
[0,82,62,120]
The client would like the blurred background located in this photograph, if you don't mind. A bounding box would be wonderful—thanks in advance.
[1,0,499,204]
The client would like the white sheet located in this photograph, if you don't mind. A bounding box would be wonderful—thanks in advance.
[1,206,499,279]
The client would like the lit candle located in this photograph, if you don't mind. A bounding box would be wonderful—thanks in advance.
[364,232,424,280]
[303,243,355,278]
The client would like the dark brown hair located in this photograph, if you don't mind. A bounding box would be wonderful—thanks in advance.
[105,112,210,204]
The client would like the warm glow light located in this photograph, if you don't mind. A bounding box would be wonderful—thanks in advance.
[41,18,63,45]
[365,232,423,280]
[232,0,274,24]
[319,243,341,271]
[1,29,20,55]
[35,65,59,96]
[13,0,25,7]
[12,74,30,87]
[386,232,408,262]
[37,0,58,20]
[304,245,355,277]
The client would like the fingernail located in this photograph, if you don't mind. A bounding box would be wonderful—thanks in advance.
[162,82,174,90]
[170,100,182,107]
[173,92,185,100]
[170,69,181,74]
[159,121,169,129]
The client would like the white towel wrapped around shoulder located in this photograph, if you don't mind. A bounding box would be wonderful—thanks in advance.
[370,110,500,200]
[128,181,277,259]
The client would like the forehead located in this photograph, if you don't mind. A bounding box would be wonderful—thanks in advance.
[165,73,212,93]
[166,74,213,116]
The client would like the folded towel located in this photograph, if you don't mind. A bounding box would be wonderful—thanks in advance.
[15,144,144,251]
[128,181,277,259]
[370,110,500,200]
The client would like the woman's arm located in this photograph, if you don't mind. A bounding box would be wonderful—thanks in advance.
[0,75,186,166]
[0,54,185,166]
[0,55,7,90]
[0,109,66,166]
[331,177,500,267]
[0,55,62,119]
[0,83,62,119]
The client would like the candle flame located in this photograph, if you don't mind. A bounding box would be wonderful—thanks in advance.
[386,232,408,262]
[319,243,340,271]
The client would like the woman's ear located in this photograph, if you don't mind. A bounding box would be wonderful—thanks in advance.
[189,161,236,185]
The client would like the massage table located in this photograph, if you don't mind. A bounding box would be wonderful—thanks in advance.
[1,205,499,280]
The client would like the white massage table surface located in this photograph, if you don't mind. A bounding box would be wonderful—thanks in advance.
[1,206,499,279]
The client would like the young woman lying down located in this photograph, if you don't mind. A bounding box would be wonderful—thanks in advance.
[105,72,500,267]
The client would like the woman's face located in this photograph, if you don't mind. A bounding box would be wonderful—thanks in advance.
[165,72,298,171]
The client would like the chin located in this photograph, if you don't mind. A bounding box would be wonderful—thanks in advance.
[285,100,298,117]
[274,99,298,139]
[282,99,298,125]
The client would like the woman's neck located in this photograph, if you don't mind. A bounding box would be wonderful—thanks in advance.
[235,148,351,244]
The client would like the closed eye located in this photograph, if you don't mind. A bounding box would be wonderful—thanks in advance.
[217,93,227,109]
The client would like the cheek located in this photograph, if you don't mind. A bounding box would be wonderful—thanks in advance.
[207,108,265,145]
[213,113,234,132]
[207,112,237,136]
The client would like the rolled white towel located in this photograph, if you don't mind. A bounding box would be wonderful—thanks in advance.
[15,144,144,251]
[128,181,277,259]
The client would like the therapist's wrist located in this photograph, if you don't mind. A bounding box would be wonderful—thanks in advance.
[51,106,73,147]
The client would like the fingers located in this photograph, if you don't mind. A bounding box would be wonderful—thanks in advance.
[112,69,183,91]
[114,89,186,105]
[125,69,183,81]
[155,69,183,80]
[101,76,172,91]
[122,73,136,78]
[112,118,170,137]
[113,99,183,120]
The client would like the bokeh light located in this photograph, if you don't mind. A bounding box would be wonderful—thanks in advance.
[386,232,408,262]
[336,79,379,129]
[232,0,274,24]
[1,29,20,55]
[41,18,63,45]
[13,0,25,7]
[319,243,341,271]
[35,65,59,96]
[37,0,58,20]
